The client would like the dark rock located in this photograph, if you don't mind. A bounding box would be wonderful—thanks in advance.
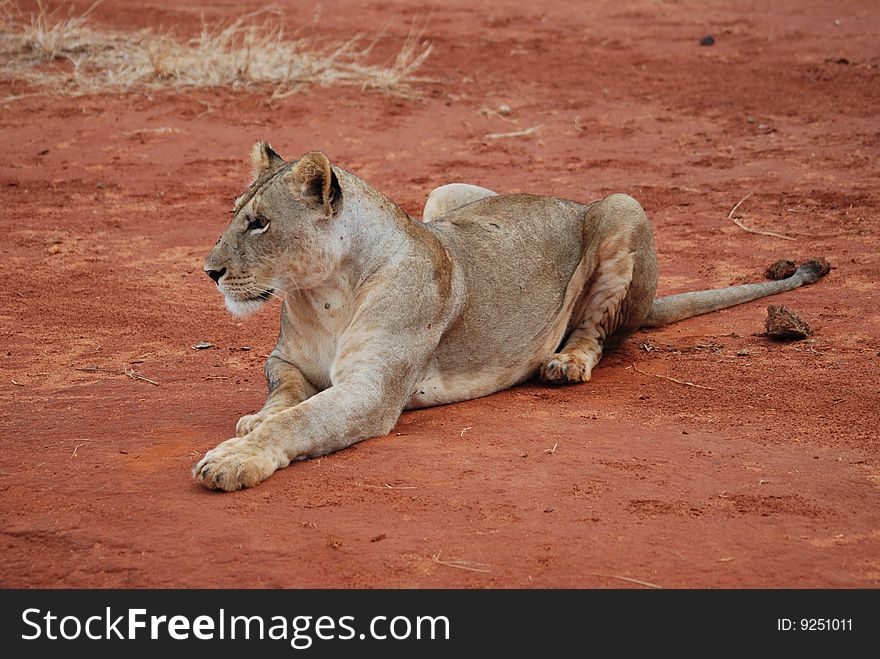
[765,305,812,340]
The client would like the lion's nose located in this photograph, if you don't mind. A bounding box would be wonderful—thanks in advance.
[205,267,227,284]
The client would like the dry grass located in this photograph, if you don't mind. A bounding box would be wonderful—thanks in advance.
[0,1,432,96]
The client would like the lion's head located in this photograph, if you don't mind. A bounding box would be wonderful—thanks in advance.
[204,142,343,317]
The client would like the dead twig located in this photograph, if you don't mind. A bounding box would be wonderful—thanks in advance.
[483,124,542,141]
[74,364,159,385]
[592,573,662,589]
[460,426,472,437]
[124,368,159,386]
[1,93,47,104]
[727,191,753,218]
[544,443,558,455]
[432,551,491,573]
[69,442,90,460]
[356,482,417,490]
[630,363,716,390]
[120,127,182,138]
[727,192,796,241]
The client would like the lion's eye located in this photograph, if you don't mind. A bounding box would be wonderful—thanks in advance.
[247,214,270,232]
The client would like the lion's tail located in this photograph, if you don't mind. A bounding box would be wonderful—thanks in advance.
[640,259,830,328]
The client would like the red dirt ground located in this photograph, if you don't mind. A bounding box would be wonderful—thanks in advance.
[2,0,879,588]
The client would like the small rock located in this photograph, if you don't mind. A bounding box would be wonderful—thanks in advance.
[192,341,215,350]
[736,349,751,356]
[747,116,755,124]
[239,346,251,351]
[47,244,61,255]
[765,259,797,280]
[543,506,554,513]
[765,305,812,340]
[498,103,512,115]
[700,35,715,46]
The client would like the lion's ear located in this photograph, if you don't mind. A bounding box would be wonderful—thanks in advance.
[251,141,284,179]
[285,151,342,218]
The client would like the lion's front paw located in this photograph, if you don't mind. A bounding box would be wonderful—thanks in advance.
[540,353,592,384]
[235,412,266,437]
[193,438,280,492]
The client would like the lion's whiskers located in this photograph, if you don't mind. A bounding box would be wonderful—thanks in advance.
[256,287,285,301]
[253,276,298,298]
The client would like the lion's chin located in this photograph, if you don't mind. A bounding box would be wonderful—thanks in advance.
[224,296,267,318]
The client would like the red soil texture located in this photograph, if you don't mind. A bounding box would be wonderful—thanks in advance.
[1,0,878,588]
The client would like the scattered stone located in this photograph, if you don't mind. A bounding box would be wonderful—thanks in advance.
[498,103,512,115]
[47,244,61,255]
[765,305,812,340]
[747,115,755,124]
[765,259,797,280]
[192,341,215,350]
[700,35,715,46]
[736,349,751,356]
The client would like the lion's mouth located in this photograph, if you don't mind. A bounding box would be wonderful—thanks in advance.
[235,288,274,302]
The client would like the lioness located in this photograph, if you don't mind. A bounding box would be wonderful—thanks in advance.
[195,143,828,491]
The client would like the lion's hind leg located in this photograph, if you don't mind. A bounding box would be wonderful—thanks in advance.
[540,248,635,384]
[540,194,657,385]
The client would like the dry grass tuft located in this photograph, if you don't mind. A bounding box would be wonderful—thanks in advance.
[0,1,433,96]
[16,0,99,61]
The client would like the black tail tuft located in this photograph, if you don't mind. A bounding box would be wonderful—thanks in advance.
[797,257,831,284]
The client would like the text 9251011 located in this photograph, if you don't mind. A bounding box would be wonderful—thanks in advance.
[777,619,853,632]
